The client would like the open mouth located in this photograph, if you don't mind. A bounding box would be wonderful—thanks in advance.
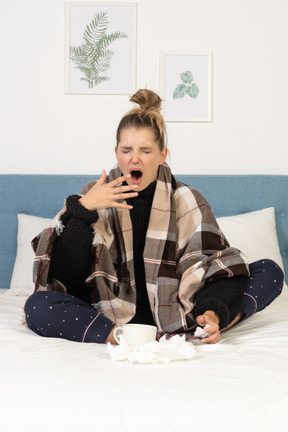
[130,169,143,185]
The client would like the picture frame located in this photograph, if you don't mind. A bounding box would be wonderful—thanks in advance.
[65,2,137,95]
[160,51,213,122]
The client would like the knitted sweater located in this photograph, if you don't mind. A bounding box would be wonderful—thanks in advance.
[48,184,245,330]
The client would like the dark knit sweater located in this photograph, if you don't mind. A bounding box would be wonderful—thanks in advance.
[127,182,156,326]
[48,195,97,304]
[48,186,245,330]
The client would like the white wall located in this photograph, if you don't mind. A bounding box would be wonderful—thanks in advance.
[1,0,288,175]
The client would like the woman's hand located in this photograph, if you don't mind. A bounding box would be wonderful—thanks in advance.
[79,170,138,211]
[196,310,220,344]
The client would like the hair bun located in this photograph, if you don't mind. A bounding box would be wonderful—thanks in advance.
[130,89,162,111]
[116,88,166,151]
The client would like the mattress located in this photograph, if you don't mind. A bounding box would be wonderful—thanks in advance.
[1,287,288,432]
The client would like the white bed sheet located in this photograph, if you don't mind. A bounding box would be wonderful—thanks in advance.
[0,288,288,432]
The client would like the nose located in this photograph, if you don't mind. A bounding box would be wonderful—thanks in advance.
[131,150,140,163]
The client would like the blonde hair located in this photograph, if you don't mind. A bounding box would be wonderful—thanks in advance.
[116,89,167,150]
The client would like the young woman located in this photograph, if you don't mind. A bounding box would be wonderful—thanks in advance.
[24,89,284,344]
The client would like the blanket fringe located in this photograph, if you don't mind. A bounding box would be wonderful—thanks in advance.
[55,218,64,235]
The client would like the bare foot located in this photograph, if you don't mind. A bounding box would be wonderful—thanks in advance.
[221,312,245,332]
[105,325,118,344]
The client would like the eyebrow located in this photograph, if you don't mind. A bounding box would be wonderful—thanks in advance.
[119,145,153,150]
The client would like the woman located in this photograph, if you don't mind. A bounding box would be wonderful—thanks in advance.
[25,89,284,344]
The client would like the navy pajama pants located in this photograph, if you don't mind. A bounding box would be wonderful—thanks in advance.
[24,259,284,343]
[240,259,284,319]
[24,291,116,343]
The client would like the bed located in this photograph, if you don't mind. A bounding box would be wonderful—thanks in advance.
[0,174,288,432]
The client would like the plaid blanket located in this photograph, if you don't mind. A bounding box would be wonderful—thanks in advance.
[32,163,249,333]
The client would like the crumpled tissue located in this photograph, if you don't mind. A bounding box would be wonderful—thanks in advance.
[107,334,197,364]
[193,324,211,339]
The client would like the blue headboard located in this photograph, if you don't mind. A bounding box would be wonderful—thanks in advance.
[0,174,287,288]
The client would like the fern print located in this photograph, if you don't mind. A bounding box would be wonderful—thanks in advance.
[70,11,127,89]
[173,71,199,99]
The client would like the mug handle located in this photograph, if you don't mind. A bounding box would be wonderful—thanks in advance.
[113,326,123,344]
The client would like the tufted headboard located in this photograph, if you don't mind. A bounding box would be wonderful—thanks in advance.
[0,174,287,288]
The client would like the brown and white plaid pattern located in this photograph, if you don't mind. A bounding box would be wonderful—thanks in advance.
[32,163,249,333]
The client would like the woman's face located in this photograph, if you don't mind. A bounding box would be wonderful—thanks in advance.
[115,127,167,191]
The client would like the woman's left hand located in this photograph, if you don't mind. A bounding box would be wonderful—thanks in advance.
[196,310,220,344]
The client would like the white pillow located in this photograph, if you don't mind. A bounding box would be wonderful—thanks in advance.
[9,208,285,296]
[10,214,52,295]
[217,207,284,271]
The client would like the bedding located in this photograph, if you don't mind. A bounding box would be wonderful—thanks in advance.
[9,207,285,298]
[1,288,288,432]
[0,174,288,432]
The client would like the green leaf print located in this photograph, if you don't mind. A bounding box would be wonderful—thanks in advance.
[186,83,199,98]
[173,70,199,100]
[70,11,127,89]
[180,71,193,84]
[173,84,187,99]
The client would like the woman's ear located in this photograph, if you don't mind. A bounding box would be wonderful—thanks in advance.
[160,147,168,165]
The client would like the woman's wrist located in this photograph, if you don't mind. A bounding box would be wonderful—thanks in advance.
[79,196,92,210]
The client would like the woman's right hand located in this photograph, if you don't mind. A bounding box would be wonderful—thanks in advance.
[79,170,138,211]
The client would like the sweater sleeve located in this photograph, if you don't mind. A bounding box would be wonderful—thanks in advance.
[194,276,246,329]
[48,195,98,302]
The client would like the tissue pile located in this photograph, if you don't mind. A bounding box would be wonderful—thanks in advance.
[107,334,197,364]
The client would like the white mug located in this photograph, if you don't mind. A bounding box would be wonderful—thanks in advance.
[113,323,157,346]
